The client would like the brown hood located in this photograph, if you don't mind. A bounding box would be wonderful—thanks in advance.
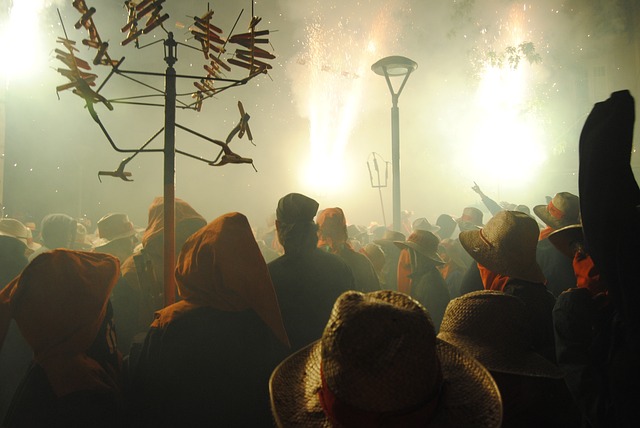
[0,250,120,396]
[152,212,290,348]
[141,196,207,247]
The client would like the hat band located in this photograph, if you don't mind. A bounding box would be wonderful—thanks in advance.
[547,201,565,219]
[460,214,477,223]
[318,364,442,427]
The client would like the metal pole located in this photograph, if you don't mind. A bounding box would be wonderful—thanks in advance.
[391,94,400,232]
[163,33,177,307]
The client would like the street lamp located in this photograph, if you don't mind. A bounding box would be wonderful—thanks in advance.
[371,55,417,232]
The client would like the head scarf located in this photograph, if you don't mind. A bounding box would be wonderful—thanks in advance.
[152,212,290,347]
[141,196,207,247]
[0,250,120,397]
[317,208,351,253]
[477,263,511,292]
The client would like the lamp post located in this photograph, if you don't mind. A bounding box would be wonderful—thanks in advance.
[371,55,417,232]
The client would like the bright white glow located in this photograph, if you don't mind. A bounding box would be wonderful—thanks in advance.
[297,7,391,195]
[0,0,47,79]
[462,7,547,188]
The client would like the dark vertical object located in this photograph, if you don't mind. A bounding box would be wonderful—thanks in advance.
[371,56,417,232]
[391,96,400,232]
[164,32,177,307]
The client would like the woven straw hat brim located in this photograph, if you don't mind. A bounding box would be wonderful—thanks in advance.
[438,332,564,379]
[93,230,136,249]
[547,224,583,259]
[533,205,575,230]
[458,230,545,284]
[270,340,503,428]
[393,241,445,265]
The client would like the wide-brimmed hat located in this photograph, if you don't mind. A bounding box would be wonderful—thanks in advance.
[373,229,405,245]
[547,224,583,259]
[456,207,483,232]
[459,210,544,283]
[270,290,503,427]
[412,218,440,234]
[347,224,368,240]
[394,230,444,265]
[533,192,580,230]
[93,213,136,249]
[438,291,564,378]
[0,218,41,251]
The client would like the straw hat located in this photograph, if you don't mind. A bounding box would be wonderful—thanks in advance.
[412,218,440,234]
[270,290,503,428]
[533,192,580,230]
[456,207,484,232]
[547,224,583,259]
[438,291,564,378]
[0,218,41,251]
[93,213,136,249]
[459,210,544,283]
[394,230,444,265]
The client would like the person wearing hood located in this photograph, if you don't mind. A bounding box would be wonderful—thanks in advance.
[0,250,123,428]
[129,212,290,427]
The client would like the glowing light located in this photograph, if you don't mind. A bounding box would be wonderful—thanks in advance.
[0,0,47,79]
[462,4,547,188]
[295,4,397,195]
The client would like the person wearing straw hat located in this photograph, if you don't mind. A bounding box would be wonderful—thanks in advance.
[373,229,406,291]
[533,191,581,297]
[458,210,557,362]
[317,207,380,293]
[439,291,582,427]
[454,206,485,268]
[92,213,138,263]
[270,290,503,428]
[0,250,123,427]
[28,213,77,262]
[394,230,450,330]
[0,218,41,257]
[268,193,354,353]
[129,212,290,428]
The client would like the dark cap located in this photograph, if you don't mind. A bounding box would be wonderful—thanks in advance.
[276,193,319,224]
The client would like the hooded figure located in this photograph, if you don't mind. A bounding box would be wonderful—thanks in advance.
[0,250,122,428]
[317,207,380,293]
[116,197,207,354]
[129,212,289,427]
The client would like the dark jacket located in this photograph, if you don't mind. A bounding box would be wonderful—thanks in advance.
[268,248,354,352]
[129,307,278,428]
[503,279,557,363]
[409,265,451,332]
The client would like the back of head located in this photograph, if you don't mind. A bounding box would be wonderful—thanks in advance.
[142,196,207,248]
[459,210,544,283]
[40,214,77,249]
[0,250,120,396]
[269,290,503,427]
[172,212,289,346]
[317,207,349,252]
[0,235,28,287]
[436,214,457,240]
[275,193,319,252]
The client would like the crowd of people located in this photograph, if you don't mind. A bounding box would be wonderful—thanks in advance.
[0,90,638,427]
